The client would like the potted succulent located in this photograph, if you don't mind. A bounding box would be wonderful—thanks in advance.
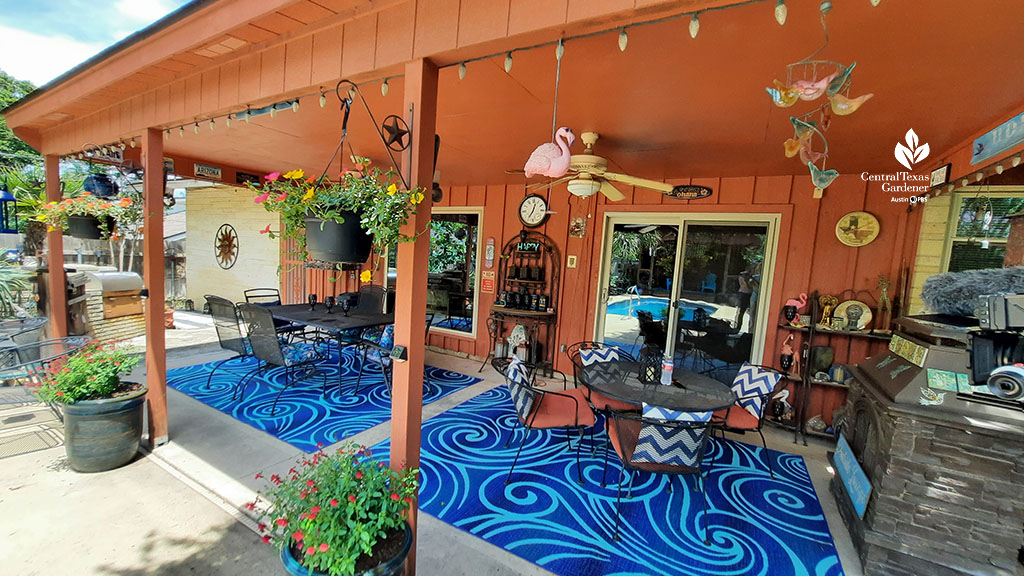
[36,192,134,240]
[250,158,425,264]
[35,342,144,472]
[250,443,418,576]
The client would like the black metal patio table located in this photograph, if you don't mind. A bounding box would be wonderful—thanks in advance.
[578,361,734,412]
[266,304,393,333]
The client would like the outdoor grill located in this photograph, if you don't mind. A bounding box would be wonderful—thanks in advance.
[35,267,91,336]
[85,272,145,320]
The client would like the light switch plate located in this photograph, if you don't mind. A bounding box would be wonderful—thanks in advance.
[567,255,577,268]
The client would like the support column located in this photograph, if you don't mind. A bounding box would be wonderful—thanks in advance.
[390,58,437,576]
[44,155,67,337]
[142,128,168,447]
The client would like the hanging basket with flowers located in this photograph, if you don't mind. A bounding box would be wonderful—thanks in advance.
[250,443,419,576]
[250,158,425,265]
[36,192,134,240]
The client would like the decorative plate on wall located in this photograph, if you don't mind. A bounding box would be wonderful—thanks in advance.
[215,224,239,269]
[834,299,873,331]
[835,211,880,247]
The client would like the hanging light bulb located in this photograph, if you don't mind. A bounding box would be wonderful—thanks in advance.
[179,126,185,137]
[555,40,565,60]
[996,163,1004,174]
[119,140,126,151]
[130,138,136,148]
[319,91,326,108]
[209,119,215,131]
[164,129,170,140]
[504,52,513,73]
[869,0,881,6]
[270,106,277,118]
[244,108,251,124]
[458,62,467,80]
[1013,156,1021,167]
[975,172,984,182]
[381,78,390,96]
[292,100,299,112]
[689,14,700,39]
[960,178,968,187]
[225,114,232,128]
[618,28,628,52]
[193,122,200,134]
[774,0,787,25]
[946,184,955,194]
[347,87,356,100]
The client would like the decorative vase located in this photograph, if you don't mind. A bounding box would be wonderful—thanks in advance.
[67,215,114,240]
[62,383,147,473]
[782,305,798,324]
[304,211,372,264]
[279,521,412,576]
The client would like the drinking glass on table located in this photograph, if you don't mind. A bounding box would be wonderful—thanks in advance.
[341,298,351,317]
[308,294,318,311]
[324,296,336,314]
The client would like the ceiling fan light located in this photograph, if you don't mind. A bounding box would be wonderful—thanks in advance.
[566,179,601,198]
[774,0,787,25]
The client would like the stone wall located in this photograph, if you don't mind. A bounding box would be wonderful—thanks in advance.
[84,292,145,342]
[835,379,1024,576]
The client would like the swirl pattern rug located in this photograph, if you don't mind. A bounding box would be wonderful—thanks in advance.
[374,386,845,576]
[166,346,480,453]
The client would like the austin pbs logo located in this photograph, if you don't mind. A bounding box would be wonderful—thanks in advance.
[894,129,929,171]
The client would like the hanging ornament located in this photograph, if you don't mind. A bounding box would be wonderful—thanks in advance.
[618,28,628,52]
[808,162,839,189]
[829,92,873,115]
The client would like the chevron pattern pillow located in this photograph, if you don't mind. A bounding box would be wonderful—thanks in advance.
[731,362,782,419]
[631,409,710,468]
[578,347,621,366]
[505,357,536,420]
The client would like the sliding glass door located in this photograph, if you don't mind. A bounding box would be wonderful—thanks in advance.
[596,213,778,369]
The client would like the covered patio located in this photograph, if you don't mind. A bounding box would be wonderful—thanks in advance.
[5,1,1024,575]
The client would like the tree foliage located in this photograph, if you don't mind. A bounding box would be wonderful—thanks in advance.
[0,70,39,171]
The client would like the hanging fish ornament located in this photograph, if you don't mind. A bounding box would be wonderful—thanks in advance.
[791,72,838,101]
[827,62,857,96]
[766,80,800,108]
[808,162,839,189]
[830,92,874,116]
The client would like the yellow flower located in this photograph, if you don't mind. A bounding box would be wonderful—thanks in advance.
[302,187,315,202]
[360,270,372,283]
[387,183,398,196]
[283,169,305,180]
[410,191,424,205]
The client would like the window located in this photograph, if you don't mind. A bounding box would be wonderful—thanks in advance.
[384,208,482,336]
[945,192,1024,273]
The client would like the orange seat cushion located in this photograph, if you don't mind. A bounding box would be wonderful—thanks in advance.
[525,387,596,429]
[584,389,639,413]
[713,406,760,430]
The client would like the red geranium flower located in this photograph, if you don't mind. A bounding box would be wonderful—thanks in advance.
[276,518,288,527]
[305,546,315,556]
[319,543,329,552]
[261,536,271,544]
[348,495,356,503]
[330,499,339,507]
[391,493,400,501]
[293,530,304,541]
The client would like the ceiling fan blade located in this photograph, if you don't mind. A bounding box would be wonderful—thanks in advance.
[526,175,574,190]
[602,172,673,193]
[599,180,626,201]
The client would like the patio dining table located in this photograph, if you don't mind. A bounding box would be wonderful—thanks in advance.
[578,361,734,412]
[265,304,394,334]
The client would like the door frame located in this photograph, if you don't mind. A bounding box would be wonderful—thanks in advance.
[594,211,781,365]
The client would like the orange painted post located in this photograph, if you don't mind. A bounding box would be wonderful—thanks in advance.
[43,155,67,337]
[142,127,168,447]
[390,58,437,576]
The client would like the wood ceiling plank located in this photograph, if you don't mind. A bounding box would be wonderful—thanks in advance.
[251,11,305,35]
[225,24,278,44]
[278,1,335,24]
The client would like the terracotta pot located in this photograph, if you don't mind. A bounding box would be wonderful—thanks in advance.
[304,212,372,264]
[279,521,412,576]
[62,384,147,473]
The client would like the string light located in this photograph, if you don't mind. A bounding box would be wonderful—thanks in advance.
[960,178,968,187]
[209,119,215,131]
[193,122,200,134]
[504,52,513,73]
[291,100,299,112]
[975,172,984,181]
[164,129,170,140]
[244,108,251,123]
[774,0,787,25]
[130,138,136,148]
[869,0,881,6]
[947,184,955,194]
[1013,156,1022,167]
[347,88,356,100]
[225,114,232,128]
[179,126,185,137]
[618,28,628,52]
[119,140,126,151]
[995,163,1004,174]
[319,91,326,108]
[381,78,390,96]
[555,40,565,60]
[270,106,277,118]
[458,62,467,80]
[689,13,701,39]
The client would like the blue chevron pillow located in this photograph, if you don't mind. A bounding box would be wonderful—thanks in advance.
[731,362,782,419]
[505,357,536,419]
[579,347,620,366]
[630,407,712,467]
[641,403,712,423]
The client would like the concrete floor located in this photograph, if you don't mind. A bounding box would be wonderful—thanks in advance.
[0,337,865,575]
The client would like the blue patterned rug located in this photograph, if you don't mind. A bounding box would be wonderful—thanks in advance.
[167,345,480,453]
[374,386,845,576]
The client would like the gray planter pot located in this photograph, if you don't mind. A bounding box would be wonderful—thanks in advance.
[304,212,373,264]
[62,384,147,473]
[280,521,412,576]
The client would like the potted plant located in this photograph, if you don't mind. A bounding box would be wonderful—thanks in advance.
[35,342,144,472]
[36,192,134,240]
[250,443,418,576]
[250,158,425,264]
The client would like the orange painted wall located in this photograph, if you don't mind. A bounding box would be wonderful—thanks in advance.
[294,173,922,425]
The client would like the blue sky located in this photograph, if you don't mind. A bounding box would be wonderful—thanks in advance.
[0,0,191,86]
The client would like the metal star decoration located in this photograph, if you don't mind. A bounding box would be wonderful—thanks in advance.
[381,115,411,152]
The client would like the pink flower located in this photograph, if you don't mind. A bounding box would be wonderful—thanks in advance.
[265,172,280,182]
[293,530,304,541]
[254,192,270,203]
[391,493,400,501]
[355,471,363,480]
[259,224,271,235]
[305,546,315,556]
[261,535,271,544]
[257,523,265,531]
[347,495,356,503]
[273,192,288,202]
[276,518,288,527]
[329,499,339,507]
[319,543,329,552]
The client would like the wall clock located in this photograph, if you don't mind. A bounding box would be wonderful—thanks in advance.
[215,224,239,269]
[519,194,549,228]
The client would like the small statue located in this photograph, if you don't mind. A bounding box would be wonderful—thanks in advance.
[780,334,797,373]
[819,294,839,327]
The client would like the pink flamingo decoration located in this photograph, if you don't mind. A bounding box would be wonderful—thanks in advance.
[523,127,575,178]
[785,293,808,311]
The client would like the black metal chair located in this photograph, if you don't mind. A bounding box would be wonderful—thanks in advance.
[0,336,93,420]
[236,303,326,414]
[204,295,260,389]
[355,285,387,313]
[0,317,49,347]
[243,287,307,341]
[478,315,500,373]
[356,324,394,393]
[710,362,784,477]
[565,341,639,414]
[445,292,472,330]
[638,313,667,352]
[503,357,594,486]
[605,408,715,543]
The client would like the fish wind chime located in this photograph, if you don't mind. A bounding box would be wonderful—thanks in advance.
[766,1,873,197]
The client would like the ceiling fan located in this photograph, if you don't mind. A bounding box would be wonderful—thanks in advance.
[516,132,713,202]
